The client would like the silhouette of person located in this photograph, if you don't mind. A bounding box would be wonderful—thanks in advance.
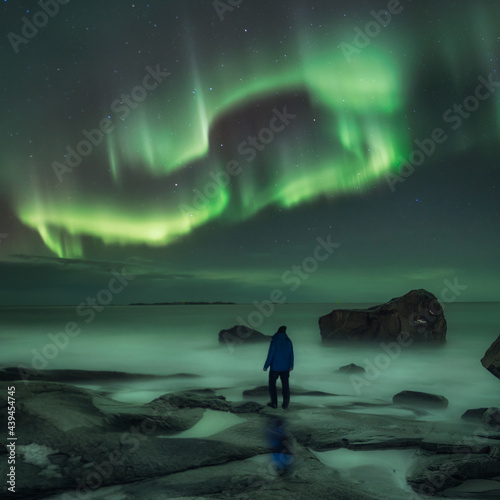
[263,325,294,409]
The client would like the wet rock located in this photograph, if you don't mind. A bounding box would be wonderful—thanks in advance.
[393,390,448,409]
[0,383,267,499]
[407,454,500,495]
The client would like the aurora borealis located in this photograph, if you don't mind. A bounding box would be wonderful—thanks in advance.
[0,0,499,304]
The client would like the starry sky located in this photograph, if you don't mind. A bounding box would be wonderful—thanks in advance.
[0,0,498,305]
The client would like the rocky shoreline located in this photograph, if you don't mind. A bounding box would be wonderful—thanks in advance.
[1,370,499,500]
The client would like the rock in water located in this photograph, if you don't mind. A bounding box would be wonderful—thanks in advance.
[481,334,500,380]
[337,363,366,374]
[319,289,446,343]
[393,390,449,409]
[218,325,272,345]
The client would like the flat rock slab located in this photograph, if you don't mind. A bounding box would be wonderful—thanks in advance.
[288,408,434,451]
[338,431,424,450]
[0,382,110,436]
[420,432,496,454]
[1,431,264,498]
[408,453,500,495]
[243,385,338,398]
[441,478,500,499]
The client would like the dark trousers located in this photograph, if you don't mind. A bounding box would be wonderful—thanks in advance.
[269,370,290,406]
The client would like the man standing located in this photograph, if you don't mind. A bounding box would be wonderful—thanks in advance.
[263,325,294,409]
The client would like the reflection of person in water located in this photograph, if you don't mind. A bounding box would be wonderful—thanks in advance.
[266,416,293,475]
[263,325,294,409]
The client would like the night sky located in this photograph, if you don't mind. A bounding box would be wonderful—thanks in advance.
[0,0,499,305]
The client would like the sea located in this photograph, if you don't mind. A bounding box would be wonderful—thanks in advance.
[1,303,499,420]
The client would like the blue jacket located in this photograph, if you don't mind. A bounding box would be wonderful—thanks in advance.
[264,332,294,371]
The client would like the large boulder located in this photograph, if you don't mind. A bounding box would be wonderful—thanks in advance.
[481,334,500,380]
[319,289,447,343]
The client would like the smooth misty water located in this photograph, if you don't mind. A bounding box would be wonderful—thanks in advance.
[0,303,499,420]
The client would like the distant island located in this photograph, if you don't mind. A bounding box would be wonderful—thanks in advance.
[128,301,236,306]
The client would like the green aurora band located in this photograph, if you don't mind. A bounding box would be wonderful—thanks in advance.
[15,0,500,260]
[18,44,411,259]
